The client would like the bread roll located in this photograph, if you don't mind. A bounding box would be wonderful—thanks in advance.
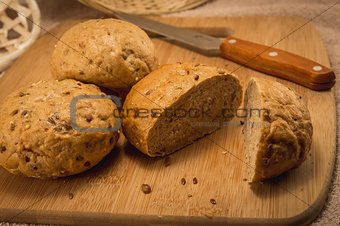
[50,19,158,92]
[122,62,242,157]
[0,79,119,179]
[243,77,313,182]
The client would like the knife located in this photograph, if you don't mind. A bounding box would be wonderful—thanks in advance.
[114,13,335,91]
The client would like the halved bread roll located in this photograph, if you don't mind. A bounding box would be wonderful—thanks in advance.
[122,62,242,157]
[243,77,313,182]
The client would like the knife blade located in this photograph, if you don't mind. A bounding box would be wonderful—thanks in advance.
[114,12,335,91]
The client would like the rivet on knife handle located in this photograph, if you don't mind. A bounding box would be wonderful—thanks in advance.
[219,37,335,90]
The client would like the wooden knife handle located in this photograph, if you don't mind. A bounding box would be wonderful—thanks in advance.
[219,37,335,90]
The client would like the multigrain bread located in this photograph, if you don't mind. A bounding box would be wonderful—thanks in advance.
[122,62,242,157]
[243,77,313,182]
[50,19,158,92]
[0,79,119,179]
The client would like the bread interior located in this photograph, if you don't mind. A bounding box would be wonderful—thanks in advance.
[244,79,263,181]
[147,75,241,156]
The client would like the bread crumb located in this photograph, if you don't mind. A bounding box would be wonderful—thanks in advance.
[193,177,198,184]
[68,193,74,199]
[164,157,171,167]
[142,184,152,194]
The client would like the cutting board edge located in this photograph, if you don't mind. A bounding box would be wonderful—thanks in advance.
[0,201,328,226]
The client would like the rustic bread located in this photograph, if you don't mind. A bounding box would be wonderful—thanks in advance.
[122,62,242,157]
[50,19,158,92]
[243,77,313,182]
[0,79,119,179]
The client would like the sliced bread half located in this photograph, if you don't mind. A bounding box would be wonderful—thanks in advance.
[122,62,242,157]
[243,77,313,182]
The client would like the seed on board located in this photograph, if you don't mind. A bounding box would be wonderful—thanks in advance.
[194,63,200,67]
[194,75,199,80]
[188,194,193,198]
[164,157,171,167]
[222,151,228,155]
[243,178,247,181]
[181,178,186,185]
[210,199,216,205]
[142,184,152,194]
[25,124,31,129]
[68,193,74,200]
[218,71,225,75]
[193,177,198,184]
[85,114,93,122]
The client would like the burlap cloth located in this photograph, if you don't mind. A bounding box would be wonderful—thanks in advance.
[1,0,339,225]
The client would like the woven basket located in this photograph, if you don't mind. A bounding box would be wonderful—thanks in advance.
[78,0,210,15]
[0,0,41,71]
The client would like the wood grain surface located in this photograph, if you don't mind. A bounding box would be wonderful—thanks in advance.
[0,16,336,225]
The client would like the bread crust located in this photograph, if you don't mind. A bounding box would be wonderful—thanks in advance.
[244,77,313,182]
[50,19,158,91]
[122,62,242,157]
[0,79,119,179]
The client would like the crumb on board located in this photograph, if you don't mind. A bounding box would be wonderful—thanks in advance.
[68,193,74,200]
[193,177,198,184]
[142,184,152,194]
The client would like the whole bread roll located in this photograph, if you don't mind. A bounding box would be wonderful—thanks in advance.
[122,62,242,157]
[0,79,119,179]
[50,19,158,92]
[243,77,313,182]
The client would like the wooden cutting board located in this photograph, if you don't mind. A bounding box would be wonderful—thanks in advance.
[0,17,336,225]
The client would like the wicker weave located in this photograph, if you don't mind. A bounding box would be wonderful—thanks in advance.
[0,0,41,71]
[78,0,210,15]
